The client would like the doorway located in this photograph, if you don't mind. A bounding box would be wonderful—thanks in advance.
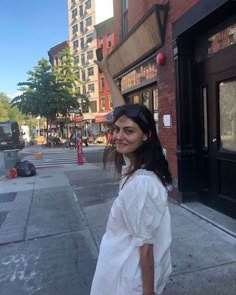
[197,44,236,217]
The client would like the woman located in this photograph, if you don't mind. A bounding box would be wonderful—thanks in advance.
[90,52,172,295]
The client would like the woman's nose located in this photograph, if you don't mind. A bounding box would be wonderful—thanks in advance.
[115,130,123,140]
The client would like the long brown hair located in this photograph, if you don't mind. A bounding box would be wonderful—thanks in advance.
[103,104,172,188]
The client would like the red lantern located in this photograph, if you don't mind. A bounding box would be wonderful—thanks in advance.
[156,53,166,65]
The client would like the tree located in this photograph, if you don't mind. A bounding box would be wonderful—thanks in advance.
[0,92,24,122]
[54,47,90,110]
[11,58,84,143]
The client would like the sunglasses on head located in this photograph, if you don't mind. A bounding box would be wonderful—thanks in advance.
[113,104,149,126]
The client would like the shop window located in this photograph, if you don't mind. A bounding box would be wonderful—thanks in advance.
[142,91,150,109]
[219,79,236,151]
[208,23,236,55]
[132,95,139,104]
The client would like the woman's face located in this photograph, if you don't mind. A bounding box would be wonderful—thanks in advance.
[113,115,147,155]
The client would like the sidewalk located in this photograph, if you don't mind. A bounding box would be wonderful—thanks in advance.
[0,162,235,294]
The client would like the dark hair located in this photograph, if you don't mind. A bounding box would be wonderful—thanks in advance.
[103,104,172,188]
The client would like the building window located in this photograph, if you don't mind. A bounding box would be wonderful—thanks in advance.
[109,95,113,109]
[90,101,97,113]
[74,56,79,65]
[107,33,112,47]
[85,0,91,10]
[219,79,236,151]
[88,83,95,93]
[81,53,85,66]
[87,50,93,61]
[101,96,106,110]
[73,40,79,50]
[122,0,128,37]
[88,67,94,76]
[86,33,93,44]
[80,37,85,49]
[86,16,92,27]
[99,36,104,48]
[72,24,78,34]
[82,70,86,81]
[100,77,105,91]
[80,21,84,33]
[72,8,77,18]
[79,5,83,16]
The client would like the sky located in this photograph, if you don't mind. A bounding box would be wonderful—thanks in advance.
[0,0,113,98]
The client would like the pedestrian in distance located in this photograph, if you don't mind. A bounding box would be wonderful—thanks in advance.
[90,50,173,295]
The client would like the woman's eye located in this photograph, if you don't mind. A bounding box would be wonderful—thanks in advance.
[114,127,119,133]
[125,129,133,134]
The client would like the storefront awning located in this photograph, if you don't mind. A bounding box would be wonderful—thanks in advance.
[107,4,168,78]
[95,111,113,123]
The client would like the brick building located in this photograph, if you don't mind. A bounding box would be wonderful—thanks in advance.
[94,17,115,129]
[110,0,236,218]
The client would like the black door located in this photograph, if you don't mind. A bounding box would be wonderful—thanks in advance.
[199,45,236,218]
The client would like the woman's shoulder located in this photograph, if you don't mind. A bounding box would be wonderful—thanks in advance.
[126,169,166,192]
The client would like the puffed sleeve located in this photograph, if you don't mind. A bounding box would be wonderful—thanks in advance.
[119,174,167,247]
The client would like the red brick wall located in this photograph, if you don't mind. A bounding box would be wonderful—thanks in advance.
[96,28,115,111]
[112,0,199,181]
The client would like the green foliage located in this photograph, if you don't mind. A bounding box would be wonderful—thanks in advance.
[0,92,24,122]
[11,58,84,121]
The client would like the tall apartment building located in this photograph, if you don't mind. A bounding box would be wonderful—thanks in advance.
[67,0,113,135]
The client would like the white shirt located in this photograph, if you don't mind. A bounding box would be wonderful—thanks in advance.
[90,168,172,295]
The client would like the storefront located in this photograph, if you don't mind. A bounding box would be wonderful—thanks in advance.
[95,111,113,132]
[173,0,236,217]
[109,0,235,218]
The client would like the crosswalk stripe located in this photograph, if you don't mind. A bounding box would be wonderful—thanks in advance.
[26,153,86,168]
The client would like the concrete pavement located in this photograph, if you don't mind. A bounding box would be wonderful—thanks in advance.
[0,151,235,294]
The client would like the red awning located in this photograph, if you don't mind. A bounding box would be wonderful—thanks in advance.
[95,112,112,123]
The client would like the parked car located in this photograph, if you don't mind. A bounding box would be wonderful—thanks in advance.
[0,121,25,150]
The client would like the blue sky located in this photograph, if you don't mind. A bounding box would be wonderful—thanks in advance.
[0,0,69,98]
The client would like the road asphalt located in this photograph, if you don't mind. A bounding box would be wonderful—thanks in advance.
[0,145,235,295]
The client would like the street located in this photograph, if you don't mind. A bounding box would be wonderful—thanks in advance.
[0,146,235,295]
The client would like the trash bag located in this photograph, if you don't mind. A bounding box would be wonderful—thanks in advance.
[16,160,36,177]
